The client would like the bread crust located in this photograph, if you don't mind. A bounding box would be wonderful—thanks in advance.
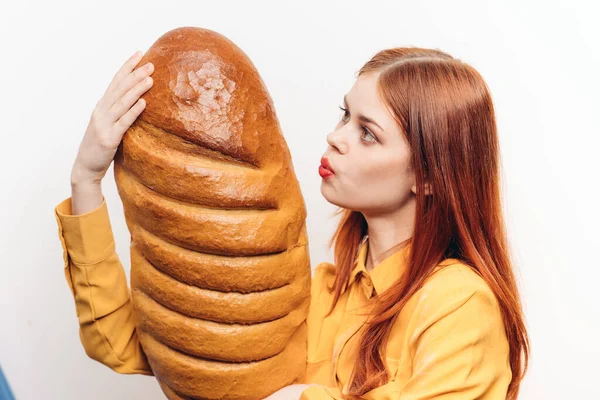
[114,26,310,399]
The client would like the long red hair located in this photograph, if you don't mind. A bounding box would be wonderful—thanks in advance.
[325,47,530,399]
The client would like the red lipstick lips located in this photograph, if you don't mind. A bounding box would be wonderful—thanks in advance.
[319,156,335,178]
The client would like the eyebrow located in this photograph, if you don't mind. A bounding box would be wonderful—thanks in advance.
[343,95,384,132]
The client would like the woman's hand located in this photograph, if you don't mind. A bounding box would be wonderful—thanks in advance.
[70,50,154,187]
[263,384,315,400]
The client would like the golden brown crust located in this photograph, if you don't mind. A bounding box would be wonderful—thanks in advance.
[139,322,307,400]
[133,27,287,168]
[114,26,310,399]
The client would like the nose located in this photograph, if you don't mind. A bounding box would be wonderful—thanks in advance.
[326,125,348,154]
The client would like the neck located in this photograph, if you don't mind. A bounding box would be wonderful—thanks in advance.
[362,202,415,273]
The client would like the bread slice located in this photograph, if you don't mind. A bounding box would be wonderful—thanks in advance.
[113,26,310,400]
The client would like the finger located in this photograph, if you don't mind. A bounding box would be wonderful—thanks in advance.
[99,51,144,108]
[109,50,144,92]
[108,61,154,110]
[112,98,146,139]
[108,75,153,123]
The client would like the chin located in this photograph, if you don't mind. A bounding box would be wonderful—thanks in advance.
[319,182,337,204]
[320,183,354,209]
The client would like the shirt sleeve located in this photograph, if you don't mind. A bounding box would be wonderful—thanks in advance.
[300,277,510,400]
[54,196,153,375]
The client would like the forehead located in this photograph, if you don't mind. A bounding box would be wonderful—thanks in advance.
[346,73,397,134]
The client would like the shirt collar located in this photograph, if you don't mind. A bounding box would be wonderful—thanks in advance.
[344,236,412,298]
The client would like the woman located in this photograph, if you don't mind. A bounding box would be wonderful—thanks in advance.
[54,48,529,399]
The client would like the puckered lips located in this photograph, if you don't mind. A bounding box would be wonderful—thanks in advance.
[319,156,335,178]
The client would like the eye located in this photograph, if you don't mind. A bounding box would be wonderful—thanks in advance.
[339,105,350,123]
[338,105,378,143]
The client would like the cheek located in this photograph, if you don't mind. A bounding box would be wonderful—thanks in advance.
[320,157,410,211]
[334,157,390,199]
[358,156,410,198]
[359,155,399,183]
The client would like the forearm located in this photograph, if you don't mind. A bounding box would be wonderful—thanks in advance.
[72,251,152,374]
[70,180,104,215]
[54,193,153,375]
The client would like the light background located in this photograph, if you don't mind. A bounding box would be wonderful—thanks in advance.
[1,0,598,398]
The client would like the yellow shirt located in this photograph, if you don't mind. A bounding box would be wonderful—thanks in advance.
[299,238,512,399]
[54,196,153,375]
[54,196,511,399]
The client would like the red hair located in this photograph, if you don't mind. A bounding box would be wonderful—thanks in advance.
[325,47,530,400]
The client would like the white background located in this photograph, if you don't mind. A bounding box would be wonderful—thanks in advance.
[1,0,598,399]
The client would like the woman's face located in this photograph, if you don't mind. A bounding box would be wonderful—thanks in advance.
[320,72,417,214]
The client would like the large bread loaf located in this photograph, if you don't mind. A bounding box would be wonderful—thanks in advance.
[113,26,311,400]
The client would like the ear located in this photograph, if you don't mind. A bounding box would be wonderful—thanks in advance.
[411,181,432,196]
